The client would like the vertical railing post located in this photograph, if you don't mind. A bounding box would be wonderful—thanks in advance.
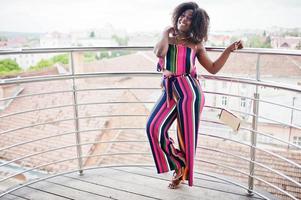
[288,96,296,149]
[70,52,84,175]
[248,54,261,195]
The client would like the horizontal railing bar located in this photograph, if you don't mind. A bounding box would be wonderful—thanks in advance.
[0,86,160,102]
[75,87,160,92]
[199,106,300,132]
[0,72,161,85]
[1,46,300,56]
[0,128,148,160]
[200,131,301,167]
[198,159,297,200]
[3,193,27,199]
[194,172,271,200]
[0,117,75,136]
[206,105,256,118]
[252,145,301,169]
[182,116,301,152]
[240,127,301,150]
[257,115,301,130]
[0,46,154,54]
[202,75,301,93]
[198,146,301,187]
[0,132,78,154]
[3,84,296,116]
[1,72,300,94]
[0,152,151,183]
[0,84,301,114]
[0,144,81,172]
[0,114,147,136]
[0,103,74,119]
[0,101,156,119]
[1,134,299,198]
[199,133,252,147]
[204,91,256,101]
[1,98,299,130]
[2,123,299,167]
[4,125,299,173]
[205,91,301,112]
[0,113,228,138]
[258,98,301,112]
[1,86,299,118]
[201,118,231,127]
[0,136,151,169]
[0,89,73,102]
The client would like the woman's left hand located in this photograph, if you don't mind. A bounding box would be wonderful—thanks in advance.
[227,40,244,52]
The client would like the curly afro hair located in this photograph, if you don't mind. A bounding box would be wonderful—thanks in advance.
[172,2,210,43]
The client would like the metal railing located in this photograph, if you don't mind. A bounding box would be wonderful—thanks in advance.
[0,47,300,199]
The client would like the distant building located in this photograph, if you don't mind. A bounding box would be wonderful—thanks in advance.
[74,38,118,47]
[128,32,158,46]
[40,32,71,47]
[0,41,8,48]
[208,34,231,47]
[271,36,301,49]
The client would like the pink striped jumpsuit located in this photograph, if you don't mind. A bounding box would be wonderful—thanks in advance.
[146,43,205,186]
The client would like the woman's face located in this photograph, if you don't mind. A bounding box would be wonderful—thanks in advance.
[177,9,193,34]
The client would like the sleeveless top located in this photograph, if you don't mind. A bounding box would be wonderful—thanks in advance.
[157,43,197,77]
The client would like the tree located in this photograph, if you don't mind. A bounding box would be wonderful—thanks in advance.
[246,35,271,48]
[29,59,53,70]
[296,41,301,50]
[90,31,95,38]
[0,59,21,72]
[51,54,69,64]
[112,35,129,46]
[0,36,8,41]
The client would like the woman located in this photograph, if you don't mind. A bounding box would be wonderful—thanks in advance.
[146,2,243,189]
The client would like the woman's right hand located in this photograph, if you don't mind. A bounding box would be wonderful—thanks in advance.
[154,26,174,58]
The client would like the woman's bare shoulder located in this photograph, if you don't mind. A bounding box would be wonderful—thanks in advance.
[195,42,206,54]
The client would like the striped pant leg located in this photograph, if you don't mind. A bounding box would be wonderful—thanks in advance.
[173,75,205,186]
[146,90,186,174]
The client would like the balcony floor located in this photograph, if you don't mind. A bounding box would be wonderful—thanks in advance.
[1,166,278,200]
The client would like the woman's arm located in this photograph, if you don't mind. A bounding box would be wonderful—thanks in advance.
[154,27,174,58]
[196,40,243,74]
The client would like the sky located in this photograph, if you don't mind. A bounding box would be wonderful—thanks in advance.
[1,0,301,33]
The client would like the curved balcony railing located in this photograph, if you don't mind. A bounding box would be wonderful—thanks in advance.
[0,47,300,199]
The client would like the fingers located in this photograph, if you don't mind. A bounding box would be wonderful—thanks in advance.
[238,41,243,49]
[236,40,243,49]
[233,40,243,51]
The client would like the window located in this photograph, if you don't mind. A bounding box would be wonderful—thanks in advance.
[293,136,301,146]
[258,134,273,144]
[222,81,227,88]
[221,96,228,106]
[241,97,246,108]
